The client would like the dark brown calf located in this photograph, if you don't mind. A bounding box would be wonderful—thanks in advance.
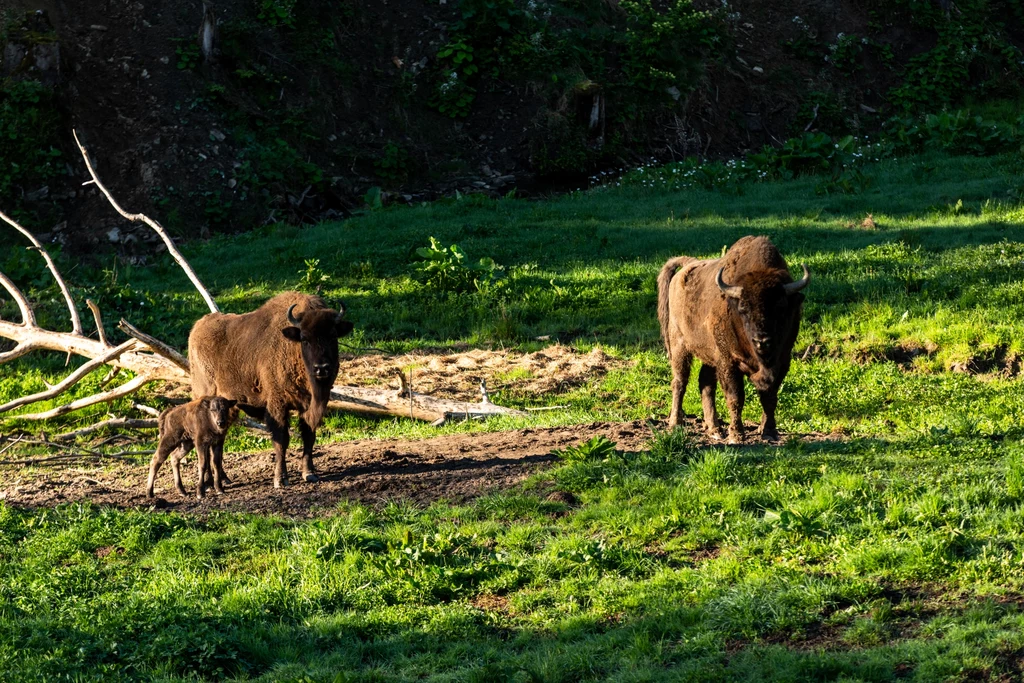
[145,396,237,499]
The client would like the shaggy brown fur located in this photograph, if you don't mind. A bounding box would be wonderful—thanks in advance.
[187,292,353,488]
[657,236,809,443]
[145,396,237,499]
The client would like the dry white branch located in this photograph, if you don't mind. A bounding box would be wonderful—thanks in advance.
[73,129,220,314]
[131,402,162,418]
[0,340,137,415]
[86,299,107,346]
[118,319,190,373]
[13,375,151,421]
[0,270,35,327]
[330,384,526,425]
[0,210,82,334]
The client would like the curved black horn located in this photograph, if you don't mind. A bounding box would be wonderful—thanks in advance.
[334,301,347,318]
[716,268,743,299]
[783,265,811,294]
[287,304,302,325]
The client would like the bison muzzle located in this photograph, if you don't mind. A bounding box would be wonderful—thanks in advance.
[188,292,353,488]
[657,236,809,443]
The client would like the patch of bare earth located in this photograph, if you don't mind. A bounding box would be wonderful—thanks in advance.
[338,344,625,401]
[0,421,653,517]
[0,415,829,517]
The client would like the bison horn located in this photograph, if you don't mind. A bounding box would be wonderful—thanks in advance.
[716,268,743,299]
[783,265,811,294]
[287,304,302,325]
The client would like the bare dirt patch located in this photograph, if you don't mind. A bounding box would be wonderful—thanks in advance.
[0,421,654,517]
[339,345,626,402]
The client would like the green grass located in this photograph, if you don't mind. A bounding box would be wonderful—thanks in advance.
[3,149,1024,679]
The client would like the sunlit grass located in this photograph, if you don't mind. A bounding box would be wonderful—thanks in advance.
[2,150,1024,679]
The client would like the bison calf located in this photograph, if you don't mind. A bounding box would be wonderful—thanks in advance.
[145,396,238,499]
[657,235,809,443]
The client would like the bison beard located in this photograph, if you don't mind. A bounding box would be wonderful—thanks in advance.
[187,292,353,488]
[657,236,809,443]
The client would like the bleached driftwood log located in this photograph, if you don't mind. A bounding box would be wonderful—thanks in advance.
[0,132,523,429]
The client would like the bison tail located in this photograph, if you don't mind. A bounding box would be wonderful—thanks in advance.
[657,256,690,355]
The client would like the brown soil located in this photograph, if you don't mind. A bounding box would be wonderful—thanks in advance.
[0,417,823,516]
[339,344,626,401]
[0,420,654,516]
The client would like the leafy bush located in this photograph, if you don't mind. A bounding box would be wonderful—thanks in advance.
[412,236,503,294]
[884,111,1020,156]
[619,0,724,94]
[256,0,298,28]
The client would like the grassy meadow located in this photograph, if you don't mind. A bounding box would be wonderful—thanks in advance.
[3,148,1024,680]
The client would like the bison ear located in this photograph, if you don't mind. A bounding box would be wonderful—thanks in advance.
[224,399,237,409]
[281,326,302,342]
[336,319,354,337]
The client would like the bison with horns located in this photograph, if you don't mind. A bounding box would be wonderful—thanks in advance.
[188,292,354,488]
[657,236,809,443]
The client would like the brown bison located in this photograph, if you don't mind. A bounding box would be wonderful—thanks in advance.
[145,396,238,499]
[657,236,809,443]
[188,292,353,488]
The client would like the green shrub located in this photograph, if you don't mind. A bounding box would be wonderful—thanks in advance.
[619,0,725,94]
[412,236,503,294]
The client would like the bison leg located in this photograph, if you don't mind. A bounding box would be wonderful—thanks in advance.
[667,342,692,429]
[195,441,212,500]
[758,385,781,442]
[719,366,746,444]
[298,417,319,483]
[265,410,291,489]
[210,441,226,495]
[170,440,193,497]
[145,439,178,498]
[698,364,724,440]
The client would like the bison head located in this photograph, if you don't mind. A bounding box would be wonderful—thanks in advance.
[717,265,810,366]
[282,303,354,385]
[202,396,238,433]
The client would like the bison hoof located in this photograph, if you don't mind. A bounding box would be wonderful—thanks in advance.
[304,472,320,483]
[727,434,744,445]
[274,479,290,489]
[761,430,780,442]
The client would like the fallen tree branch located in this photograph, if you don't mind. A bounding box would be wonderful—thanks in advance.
[73,129,220,314]
[0,211,82,335]
[0,340,137,415]
[118,319,190,373]
[330,383,526,426]
[131,403,162,418]
[86,299,107,346]
[13,375,151,421]
[54,416,157,441]
[0,270,35,327]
